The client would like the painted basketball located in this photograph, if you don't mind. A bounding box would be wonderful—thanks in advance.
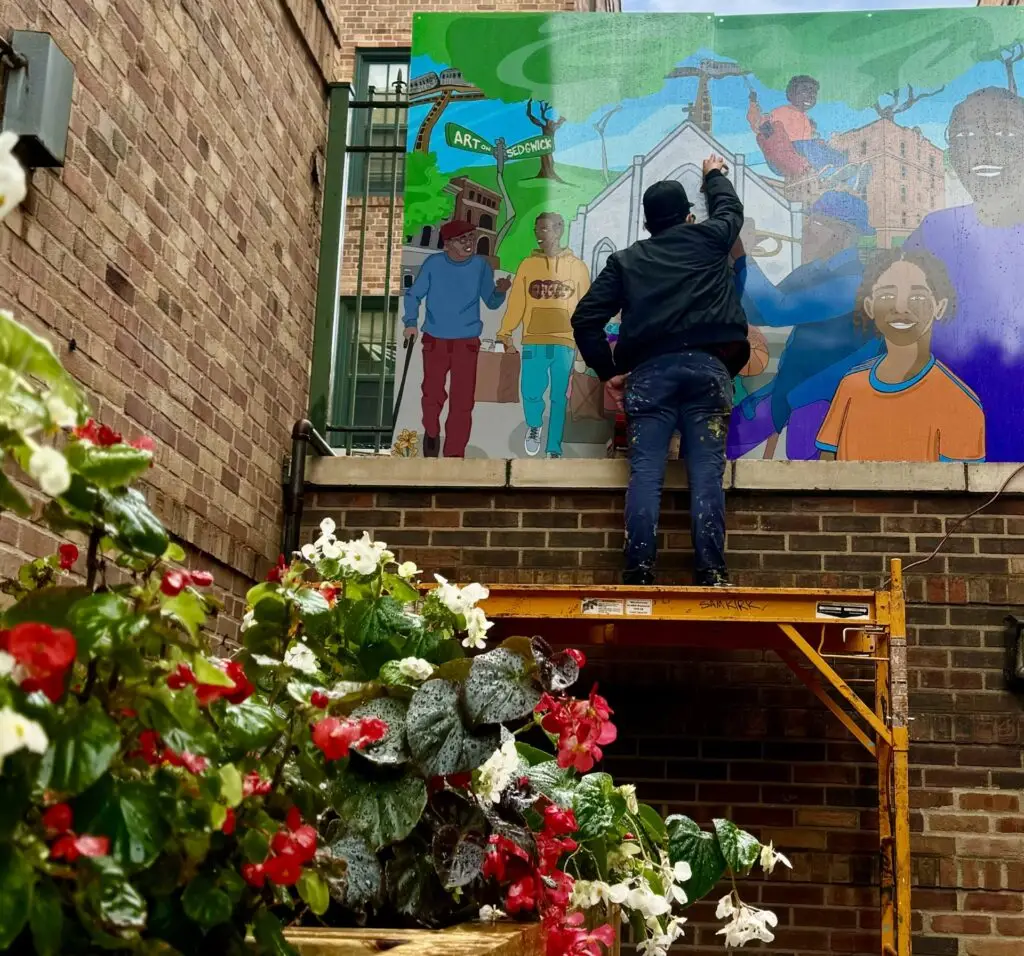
[740,325,770,377]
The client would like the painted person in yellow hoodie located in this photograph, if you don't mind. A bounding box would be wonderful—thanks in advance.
[497,213,591,457]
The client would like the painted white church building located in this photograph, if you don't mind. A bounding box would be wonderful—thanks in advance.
[567,120,803,287]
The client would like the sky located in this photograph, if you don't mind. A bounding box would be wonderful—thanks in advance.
[624,1,974,11]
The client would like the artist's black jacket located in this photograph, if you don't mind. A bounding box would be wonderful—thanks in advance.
[571,170,749,380]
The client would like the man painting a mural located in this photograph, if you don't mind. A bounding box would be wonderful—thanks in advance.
[571,155,748,586]
[497,213,591,458]
[403,220,511,458]
[394,8,1024,466]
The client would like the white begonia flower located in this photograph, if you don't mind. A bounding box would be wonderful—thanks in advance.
[570,880,609,910]
[626,883,671,920]
[321,540,343,560]
[607,840,642,870]
[462,606,493,650]
[460,582,489,606]
[715,895,778,946]
[396,657,434,682]
[760,841,792,875]
[283,643,319,675]
[604,881,630,906]
[320,517,336,537]
[433,574,463,614]
[250,653,282,668]
[637,916,687,956]
[478,905,505,923]
[27,444,71,496]
[343,532,380,576]
[240,609,255,633]
[0,706,48,771]
[0,133,28,221]
[397,561,420,580]
[44,394,78,429]
[618,783,639,814]
[330,680,366,698]
[475,737,519,804]
[0,650,15,678]
[300,543,318,562]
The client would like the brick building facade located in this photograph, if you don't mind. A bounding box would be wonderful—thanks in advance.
[1,3,1022,956]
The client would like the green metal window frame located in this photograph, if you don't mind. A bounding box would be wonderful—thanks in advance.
[349,49,410,197]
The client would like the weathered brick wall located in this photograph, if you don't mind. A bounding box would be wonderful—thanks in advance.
[0,0,328,625]
[303,485,1024,956]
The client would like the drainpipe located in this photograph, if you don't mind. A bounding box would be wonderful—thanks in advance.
[282,419,335,558]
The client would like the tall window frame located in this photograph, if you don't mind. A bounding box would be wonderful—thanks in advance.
[349,49,410,197]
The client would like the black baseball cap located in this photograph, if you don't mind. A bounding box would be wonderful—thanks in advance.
[643,181,692,233]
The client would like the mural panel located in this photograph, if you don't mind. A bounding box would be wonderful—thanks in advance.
[395,9,1024,462]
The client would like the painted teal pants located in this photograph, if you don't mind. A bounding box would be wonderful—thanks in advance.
[521,344,575,456]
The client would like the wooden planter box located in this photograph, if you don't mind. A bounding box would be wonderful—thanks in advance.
[281,924,545,955]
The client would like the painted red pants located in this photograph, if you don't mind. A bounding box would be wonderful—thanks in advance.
[420,333,479,458]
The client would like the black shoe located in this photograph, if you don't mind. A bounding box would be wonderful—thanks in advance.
[696,571,731,587]
[423,434,440,458]
[622,568,655,586]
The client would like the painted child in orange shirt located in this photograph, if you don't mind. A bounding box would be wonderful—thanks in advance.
[816,249,985,463]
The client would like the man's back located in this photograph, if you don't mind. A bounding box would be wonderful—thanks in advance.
[572,169,749,381]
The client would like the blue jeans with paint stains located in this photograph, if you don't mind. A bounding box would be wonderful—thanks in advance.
[623,350,732,586]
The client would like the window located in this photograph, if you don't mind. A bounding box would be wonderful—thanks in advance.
[349,50,409,196]
[900,141,906,157]
[901,165,907,178]
[861,139,867,156]
[479,212,494,230]
[592,238,616,277]
[332,297,398,449]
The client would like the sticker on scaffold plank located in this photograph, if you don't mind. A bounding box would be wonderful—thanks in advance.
[816,602,870,621]
[625,599,653,616]
[581,598,624,616]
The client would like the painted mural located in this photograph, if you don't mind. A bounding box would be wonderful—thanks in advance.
[395,9,1024,462]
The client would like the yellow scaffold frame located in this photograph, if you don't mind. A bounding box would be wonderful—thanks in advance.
[475,558,911,956]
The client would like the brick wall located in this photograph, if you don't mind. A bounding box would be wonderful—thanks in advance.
[303,484,1024,956]
[0,0,329,629]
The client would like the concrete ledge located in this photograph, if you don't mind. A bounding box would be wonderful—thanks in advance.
[307,456,507,488]
[732,460,967,493]
[306,456,1024,494]
[966,462,1024,495]
[508,458,732,490]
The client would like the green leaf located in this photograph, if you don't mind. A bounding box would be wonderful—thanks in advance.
[67,591,147,656]
[163,542,186,563]
[81,856,147,936]
[383,572,419,605]
[573,773,621,841]
[162,592,207,641]
[218,868,245,906]
[29,875,63,956]
[637,804,669,845]
[350,596,419,648]
[193,655,234,688]
[406,679,499,777]
[181,874,233,929]
[39,698,120,795]
[385,844,446,926]
[526,760,578,809]
[463,646,541,727]
[515,742,552,767]
[211,698,284,750]
[3,585,89,629]
[713,818,761,877]
[100,487,168,557]
[333,771,427,851]
[65,441,152,489]
[0,845,35,948]
[252,907,299,956]
[0,310,81,400]
[0,471,31,515]
[321,833,381,909]
[349,697,409,766]
[139,685,217,756]
[218,764,243,807]
[75,776,168,869]
[290,587,331,622]
[241,829,270,864]
[667,815,726,904]
[297,870,330,916]
[432,824,486,890]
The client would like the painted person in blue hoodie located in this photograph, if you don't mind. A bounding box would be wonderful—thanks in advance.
[403,220,510,457]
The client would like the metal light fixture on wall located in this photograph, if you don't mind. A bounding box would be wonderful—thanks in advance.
[1,30,74,169]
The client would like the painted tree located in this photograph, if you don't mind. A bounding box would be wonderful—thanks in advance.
[1000,43,1024,95]
[714,8,1024,116]
[412,13,712,181]
[403,152,455,236]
